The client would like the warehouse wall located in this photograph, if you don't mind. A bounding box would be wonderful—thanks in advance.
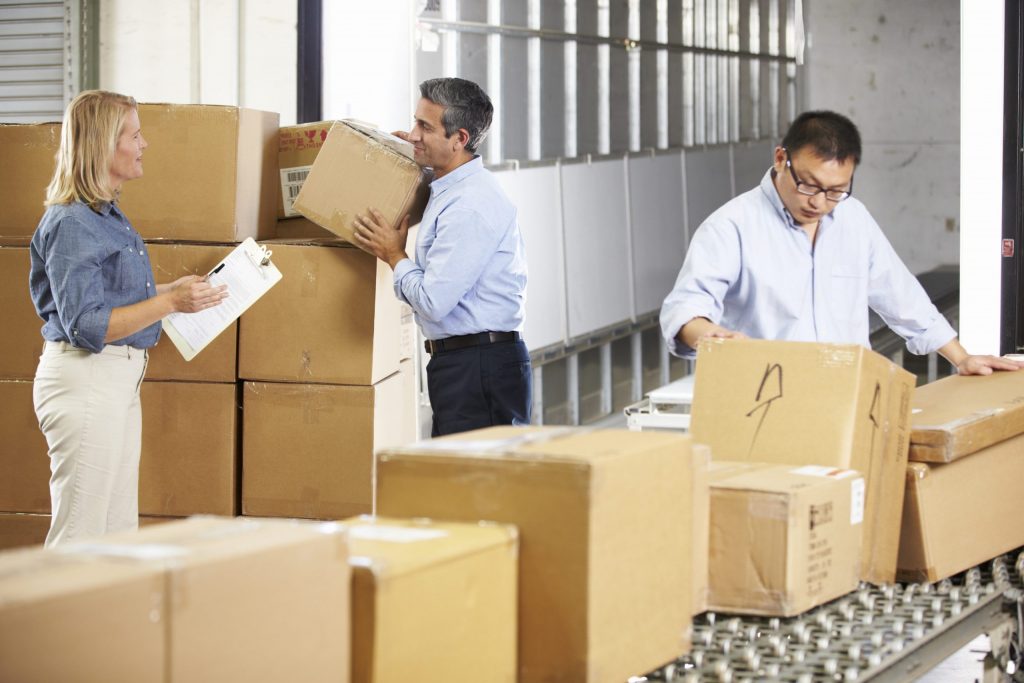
[803,0,960,276]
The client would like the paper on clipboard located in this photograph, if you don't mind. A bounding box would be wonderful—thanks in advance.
[162,238,282,361]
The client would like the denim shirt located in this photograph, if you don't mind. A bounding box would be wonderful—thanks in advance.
[660,169,956,358]
[393,156,527,340]
[30,201,160,352]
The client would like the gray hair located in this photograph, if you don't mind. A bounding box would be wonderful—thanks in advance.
[419,78,493,153]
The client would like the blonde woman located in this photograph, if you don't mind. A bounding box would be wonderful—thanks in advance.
[29,90,228,546]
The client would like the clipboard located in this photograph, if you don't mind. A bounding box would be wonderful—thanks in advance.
[163,238,283,361]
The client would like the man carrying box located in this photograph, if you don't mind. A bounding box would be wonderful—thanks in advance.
[354,78,531,436]
[660,110,1021,376]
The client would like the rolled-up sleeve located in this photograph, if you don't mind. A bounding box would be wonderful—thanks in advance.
[865,221,957,355]
[660,220,742,357]
[43,220,112,352]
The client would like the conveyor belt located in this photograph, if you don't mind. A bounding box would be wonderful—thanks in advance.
[637,548,1024,682]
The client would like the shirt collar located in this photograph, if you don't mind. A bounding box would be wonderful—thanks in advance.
[759,167,836,231]
[429,155,483,196]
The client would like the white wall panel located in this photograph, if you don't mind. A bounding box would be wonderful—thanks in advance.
[683,146,734,232]
[561,158,633,338]
[493,164,568,351]
[628,151,687,316]
[731,140,774,196]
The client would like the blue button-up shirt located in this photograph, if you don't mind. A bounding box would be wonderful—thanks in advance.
[661,169,957,357]
[393,156,527,340]
[30,201,160,352]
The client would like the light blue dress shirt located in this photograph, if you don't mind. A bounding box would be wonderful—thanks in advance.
[660,169,957,358]
[393,156,527,341]
[30,201,159,352]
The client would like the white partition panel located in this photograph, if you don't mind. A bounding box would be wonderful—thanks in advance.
[628,151,687,316]
[561,158,634,338]
[732,141,774,197]
[493,164,568,351]
[683,146,735,233]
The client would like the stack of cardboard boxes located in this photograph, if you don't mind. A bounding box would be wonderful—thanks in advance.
[898,371,1024,582]
[0,107,421,546]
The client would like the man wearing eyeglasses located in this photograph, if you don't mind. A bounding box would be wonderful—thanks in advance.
[660,110,1021,375]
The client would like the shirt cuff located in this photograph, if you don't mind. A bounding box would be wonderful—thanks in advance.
[72,306,112,353]
[660,306,712,359]
[905,316,957,356]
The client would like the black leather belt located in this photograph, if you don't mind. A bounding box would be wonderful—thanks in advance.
[424,331,520,355]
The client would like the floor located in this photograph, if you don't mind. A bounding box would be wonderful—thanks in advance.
[916,635,989,682]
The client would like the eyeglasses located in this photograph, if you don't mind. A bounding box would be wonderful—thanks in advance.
[784,149,853,202]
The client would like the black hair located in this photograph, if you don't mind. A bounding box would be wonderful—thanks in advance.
[419,77,494,153]
[781,110,862,164]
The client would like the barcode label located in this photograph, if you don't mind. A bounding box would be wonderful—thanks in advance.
[280,165,314,216]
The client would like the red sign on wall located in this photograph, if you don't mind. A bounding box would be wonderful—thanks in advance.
[1003,239,1015,257]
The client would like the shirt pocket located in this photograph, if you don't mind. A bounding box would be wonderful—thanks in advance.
[110,244,148,295]
[830,265,867,320]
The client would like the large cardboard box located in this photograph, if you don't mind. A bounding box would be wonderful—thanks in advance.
[898,432,1024,583]
[0,380,50,513]
[0,242,43,379]
[690,339,915,584]
[293,120,429,244]
[278,121,332,218]
[691,443,711,615]
[275,216,335,239]
[139,381,238,516]
[242,373,409,519]
[0,123,60,237]
[345,515,517,683]
[909,371,1024,463]
[0,513,176,551]
[376,426,696,683]
[117,104,278,242]
[707,462,864,616]
[81,516,351,683]
[0,546,167,683]
[145,243,237,382]
[238,240,402,385]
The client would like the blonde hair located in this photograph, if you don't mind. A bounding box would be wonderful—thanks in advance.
[45,90,138,208]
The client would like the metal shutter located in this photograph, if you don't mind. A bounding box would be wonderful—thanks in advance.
[0,0,67,122]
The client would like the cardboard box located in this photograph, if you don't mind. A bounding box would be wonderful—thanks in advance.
[238,240,402,385]
[691,443,711,615]
[139,382,238,516]
[0,380,50,513]
[242,372,410,519]
[690,339,915,584]
[0,546,166,683]
[707,462,864,616]
[145,243,237,382]
[376,426,696,683]
[117,104,278,242]
[293,120,429,244]
[0,514,176,551]
[275,216,335,240]
[0,123,60,237]
[898,432,1024,583]
[909,371,1024,463]
[278,121,332,218]
[0,242,43,379]
[345,515,517,682]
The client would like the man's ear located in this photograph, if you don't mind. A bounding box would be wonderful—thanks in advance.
[453,128,471,152]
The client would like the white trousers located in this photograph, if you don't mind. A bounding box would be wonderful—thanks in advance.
[33,341,148,547]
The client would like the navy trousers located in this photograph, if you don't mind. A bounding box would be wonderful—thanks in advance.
[426,339,533,437]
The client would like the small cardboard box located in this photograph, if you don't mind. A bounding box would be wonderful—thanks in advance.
[376,426,696,683]
[0,123,60,237]
[145,243,236,382]
[690,339,915,584]
[898,432,1024,583]
[139,382,238,516]
[0,546,167,683]
[278,121,332,218]
[242,372,410,520]
[238,240,402,385]
[345,515,517,683]
[72,516,350,682]
[293,121,429,244]
[909,371,1024,463]
[707,462,864,616]
[0,380,50,514]
[117,104,279,242]
[0,242,43,380]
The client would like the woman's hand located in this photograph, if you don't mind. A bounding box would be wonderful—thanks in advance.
[167,275,228,313]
